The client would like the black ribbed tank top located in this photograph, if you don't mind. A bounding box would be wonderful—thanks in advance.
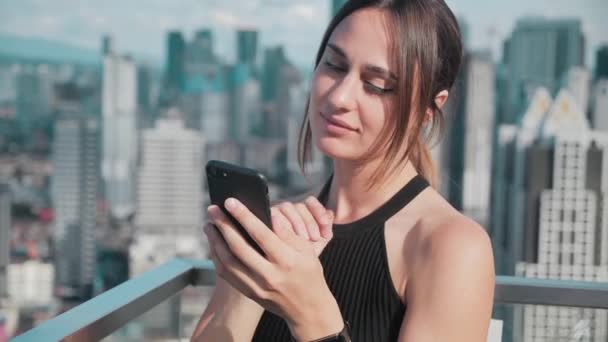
[252,175,429,341]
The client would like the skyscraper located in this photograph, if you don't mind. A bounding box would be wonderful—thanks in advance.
[565,66,591,113]
[102,47,138,220]
[15,64,52,137]
[592,80,608,131]
[165,31,186,98]
[226,63,260,141]
[501,18,584,124]
[135,114,202,236]
[52,110,100,300]
[137,64,154,128]
[187,29,215,68]
[491,88,608,341]
[595,45,608,80]
[101,35,114,56]
[491,88,553,276]
[443,52,495,227]
[237,29,258,66]
[260,46,301,139]
[0,183,10,300]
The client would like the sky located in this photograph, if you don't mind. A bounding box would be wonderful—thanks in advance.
[0,0,606,68]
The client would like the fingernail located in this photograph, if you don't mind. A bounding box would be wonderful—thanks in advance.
[225,198,237,210]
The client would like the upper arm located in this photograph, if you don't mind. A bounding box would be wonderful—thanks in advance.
[398,218,495,342]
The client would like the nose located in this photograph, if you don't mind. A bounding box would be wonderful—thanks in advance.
[325,72,357,114]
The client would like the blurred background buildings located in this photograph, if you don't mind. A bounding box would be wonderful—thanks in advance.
[0,0,606,340]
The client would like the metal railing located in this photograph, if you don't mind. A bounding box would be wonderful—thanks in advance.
[11,258,608,341]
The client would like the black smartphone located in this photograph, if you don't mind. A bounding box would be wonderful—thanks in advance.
[205,160,272,256]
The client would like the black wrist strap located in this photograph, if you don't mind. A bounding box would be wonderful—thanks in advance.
[293,321,352,342]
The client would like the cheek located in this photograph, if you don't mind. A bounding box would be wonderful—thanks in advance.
[359,101,390,139]
[309,72,332,108]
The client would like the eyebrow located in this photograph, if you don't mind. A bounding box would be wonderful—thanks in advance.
[327,43,398,81]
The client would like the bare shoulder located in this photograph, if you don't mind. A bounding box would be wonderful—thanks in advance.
[416,194,493,270]
[390,187,494,277]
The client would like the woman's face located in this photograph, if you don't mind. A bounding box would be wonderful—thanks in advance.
[309,8,397,162]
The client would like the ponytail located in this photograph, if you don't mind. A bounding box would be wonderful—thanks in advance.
[412,136,438,189]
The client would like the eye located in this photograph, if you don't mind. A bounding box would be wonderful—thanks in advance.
[364,81,394,95]
[324,61,347,73]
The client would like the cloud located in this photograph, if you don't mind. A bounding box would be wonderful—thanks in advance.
[288,4,317,22]
[209,9,243,28]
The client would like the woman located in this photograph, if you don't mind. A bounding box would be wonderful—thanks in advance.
[192,0,495,341]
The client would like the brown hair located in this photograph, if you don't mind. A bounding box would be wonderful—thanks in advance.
[298,0,462,189]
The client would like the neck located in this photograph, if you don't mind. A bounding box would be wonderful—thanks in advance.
[325,158,419,224]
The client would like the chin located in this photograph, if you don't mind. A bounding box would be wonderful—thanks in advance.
[314,135,361,161]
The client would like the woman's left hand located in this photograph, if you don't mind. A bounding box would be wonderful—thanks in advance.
[204,198,344,341]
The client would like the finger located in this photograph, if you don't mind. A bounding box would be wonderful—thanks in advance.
[203,222,216,260]
[221,199,290,262]
[208,205,274,270]
[323,210,334,239]
[205,223,267,300]
[277,202,308,238]
[295,202,321,241]
[304,197,334,239]
[270,207,292,241]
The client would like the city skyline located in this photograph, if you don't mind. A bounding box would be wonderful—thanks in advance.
[0,0,606,68]
[1,1,607,340]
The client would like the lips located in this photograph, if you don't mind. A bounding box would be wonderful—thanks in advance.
[320,112,357,132]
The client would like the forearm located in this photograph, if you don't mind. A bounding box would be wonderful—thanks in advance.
[191,278,265,342]
[287,290,345,341]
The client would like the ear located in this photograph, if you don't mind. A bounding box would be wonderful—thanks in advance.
[424,90,449,123]
[434,90,449,110]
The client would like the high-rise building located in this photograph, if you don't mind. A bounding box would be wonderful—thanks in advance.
[7,261,54,305]
[443,52,495,227]
[15,65,52,136]
[185,29,217,80]
[500,18,584,124]
[592,80,608,131]
[0,64,18,104]
[491,88,608,341]
[135,114,202,236]
[101,35,114,56]
[565,66,591,113]
[226,63,260,141]
[102,48,138,220]
[595,45,608,80]
[515,141,607,340]
[0,183,10,300]
[237,29,258,66]
[189,29,215,65]
[200,89,229,142]
[260,46,301,139]
[137,64,154,128]
[165,31,187,97]
[261,46,287,103]
[51,110,100,300]
[331,0,348,18]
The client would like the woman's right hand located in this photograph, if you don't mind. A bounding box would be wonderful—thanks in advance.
[271,196,334,256]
